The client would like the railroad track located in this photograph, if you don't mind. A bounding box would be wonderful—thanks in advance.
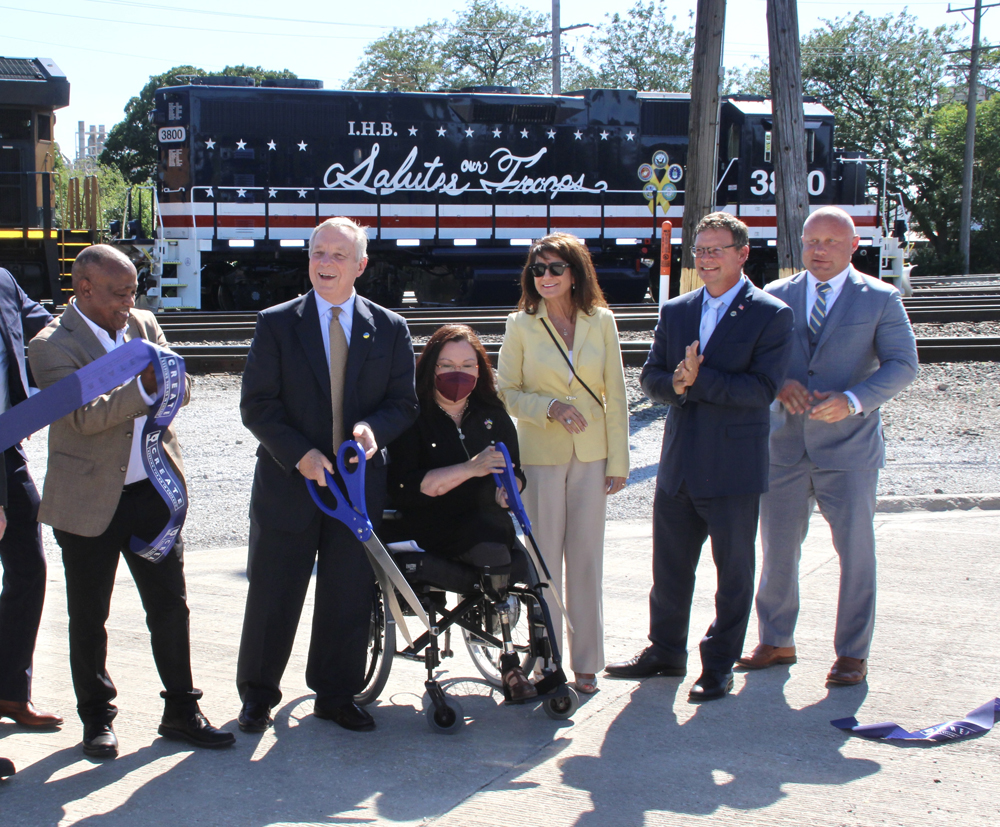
[172,336,1000,373]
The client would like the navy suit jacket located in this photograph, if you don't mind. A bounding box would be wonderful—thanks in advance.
[240,291,418,531]
[0,268,52,507]
[642,278,793,499]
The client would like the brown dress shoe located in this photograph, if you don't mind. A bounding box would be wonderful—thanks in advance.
[0,700,63,729]
[736,644,797,670]
[826,657,867,686]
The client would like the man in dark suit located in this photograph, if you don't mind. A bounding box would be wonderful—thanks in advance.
[738,207,917,685]
[0,268,61,731]
[606,212,793,701]
[236,217,418,732]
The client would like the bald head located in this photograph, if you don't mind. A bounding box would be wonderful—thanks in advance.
[72,244,138,336]
[801,208,859,282]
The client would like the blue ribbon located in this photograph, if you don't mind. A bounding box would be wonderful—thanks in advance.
[832,698,1000,742]
[0,338,187,563]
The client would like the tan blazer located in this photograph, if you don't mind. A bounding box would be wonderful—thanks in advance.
[498,302,629,479]
[27,302,190,537]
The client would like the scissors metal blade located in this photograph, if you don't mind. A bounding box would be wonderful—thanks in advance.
[362,534,430,632]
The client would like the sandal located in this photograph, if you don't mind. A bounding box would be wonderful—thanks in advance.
[574,673,599,694]
[503,666,539,703]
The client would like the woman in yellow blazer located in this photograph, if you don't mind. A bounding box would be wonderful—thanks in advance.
[497,233,629,695]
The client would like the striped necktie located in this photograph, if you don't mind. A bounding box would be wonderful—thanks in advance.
[809,282,832,336]
[329,307,349,450]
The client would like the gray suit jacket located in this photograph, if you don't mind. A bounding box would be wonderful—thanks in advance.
[765,267,917,470]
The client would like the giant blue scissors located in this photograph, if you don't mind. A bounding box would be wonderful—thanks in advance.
[491,442,573,632]
[305,440,430,644]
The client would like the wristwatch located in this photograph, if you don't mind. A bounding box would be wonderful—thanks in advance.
[845,397,857,416]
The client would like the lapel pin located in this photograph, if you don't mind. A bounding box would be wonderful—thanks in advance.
[485,418,493,430]
[730,310,737,316]
[738,304,744,310]
[362,332,370,339]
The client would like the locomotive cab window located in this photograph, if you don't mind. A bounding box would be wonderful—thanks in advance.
[37,113,52,142]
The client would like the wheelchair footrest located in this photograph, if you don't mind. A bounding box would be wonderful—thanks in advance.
[533,667,568,697]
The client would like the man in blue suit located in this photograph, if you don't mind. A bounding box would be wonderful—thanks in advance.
[606,212,793,700]
[0,268,62,730]
[236,217,418,733]
[738,207,917,685]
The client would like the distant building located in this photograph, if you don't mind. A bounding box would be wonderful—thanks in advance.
[940,82,1000,105]
[74,121,106,169]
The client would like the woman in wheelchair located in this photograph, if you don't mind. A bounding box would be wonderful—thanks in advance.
[388,324,537,702]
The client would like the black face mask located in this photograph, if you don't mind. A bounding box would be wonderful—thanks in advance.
[435,371,477,402]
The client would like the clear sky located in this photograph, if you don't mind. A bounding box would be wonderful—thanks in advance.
[2,0,997,153]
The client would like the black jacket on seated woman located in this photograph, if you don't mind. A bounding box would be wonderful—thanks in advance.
[388,324,534,702]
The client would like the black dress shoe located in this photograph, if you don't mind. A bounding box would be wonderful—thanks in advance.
[688,671,735,702]
[238,701,273,733]
[83,722,119,758]
[605,646,687,679]
[0,758,15,778]
[158,706,235,748]
[314,701,375,732]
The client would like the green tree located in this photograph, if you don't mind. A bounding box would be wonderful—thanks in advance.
[441,0,550,92]
[800,12,961,245]
[101,64,298,184]
[346,24,446,91]
[563,1,695,92]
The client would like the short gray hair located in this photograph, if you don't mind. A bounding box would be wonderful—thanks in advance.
[309,217,369,261]
[694,211,749,250]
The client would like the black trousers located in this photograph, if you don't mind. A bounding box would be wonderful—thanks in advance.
[53,480,198,725]
[0,448,45,702]
[649,482,760,674]
[236,508,378,710]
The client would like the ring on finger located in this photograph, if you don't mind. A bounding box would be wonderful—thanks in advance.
[565,418,572,424]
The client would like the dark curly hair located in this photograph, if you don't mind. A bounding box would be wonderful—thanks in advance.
[415,324,503,409]
[517,232,608,316]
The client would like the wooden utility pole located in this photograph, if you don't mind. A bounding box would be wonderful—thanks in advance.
[680,0,727,295]
[766,0,810,280]
[552,0,561,94]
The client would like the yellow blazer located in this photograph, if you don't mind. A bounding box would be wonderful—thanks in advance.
[498,302,629,479]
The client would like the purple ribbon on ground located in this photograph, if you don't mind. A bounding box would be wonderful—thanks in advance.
[832,698,1000,742]
[0,338,187,563]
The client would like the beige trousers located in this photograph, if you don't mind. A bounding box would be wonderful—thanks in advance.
[522,452,607,674]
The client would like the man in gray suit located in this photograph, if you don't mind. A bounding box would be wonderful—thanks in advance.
[738,207,918,685]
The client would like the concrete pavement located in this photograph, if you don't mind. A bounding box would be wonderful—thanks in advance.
[1,509,998,826]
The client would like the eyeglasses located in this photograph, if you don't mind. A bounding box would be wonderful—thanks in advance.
[528,262,570,278]
[691,244,738,258]
[435,361,479,373]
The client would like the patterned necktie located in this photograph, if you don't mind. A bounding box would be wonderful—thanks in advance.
[809,282,832,336]
[328,307,349,450]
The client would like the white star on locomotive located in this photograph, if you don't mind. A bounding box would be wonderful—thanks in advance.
[437,126,447,136]
[625,131,635,141]
[464,127,475,137]
[600,130,609,140]
[408,126,418,136]
[267,140,277,150]
[205,139,216,149]
[236,188,247,198]
[298,141,308,151]
[546,129,556,139]
[203,187,214,197]
[268,188,278,198]
[297,189,308,198]
[236,139,247,150]
[573,130,583,140]
[492,128,502,138]
[520,128,529,138]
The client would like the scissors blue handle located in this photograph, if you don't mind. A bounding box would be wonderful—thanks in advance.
[305,440,373,541]
[491,442,532,535]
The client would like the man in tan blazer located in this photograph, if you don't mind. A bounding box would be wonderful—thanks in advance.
[28,245,233,759]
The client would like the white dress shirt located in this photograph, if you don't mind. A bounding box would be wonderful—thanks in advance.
[700,275,747,348]
[77,306,156,484]
[314,290,356,368]
[806,267,862,414]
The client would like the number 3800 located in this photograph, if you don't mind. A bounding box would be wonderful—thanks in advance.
[750,169,825,196]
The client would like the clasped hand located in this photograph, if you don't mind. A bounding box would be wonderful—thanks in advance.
[777,379,851,423]
[549,400,587,434]
[298,424,379,486]
[672,341,703,395]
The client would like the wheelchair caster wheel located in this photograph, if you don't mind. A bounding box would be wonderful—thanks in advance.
[422,692,465,734]
[542,687,578,721]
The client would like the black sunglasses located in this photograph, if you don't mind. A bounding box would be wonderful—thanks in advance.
[528,262,571,278]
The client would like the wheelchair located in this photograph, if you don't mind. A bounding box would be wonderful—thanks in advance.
[353,522,580,733]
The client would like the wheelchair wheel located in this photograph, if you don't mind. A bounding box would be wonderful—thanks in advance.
[462,592,537,688]
[542,687,579,721]
[422,692,465,734]
[355,580,395,706]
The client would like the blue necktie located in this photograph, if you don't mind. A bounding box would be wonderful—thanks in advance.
[809,283,832,336]
[699,296,725,348]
